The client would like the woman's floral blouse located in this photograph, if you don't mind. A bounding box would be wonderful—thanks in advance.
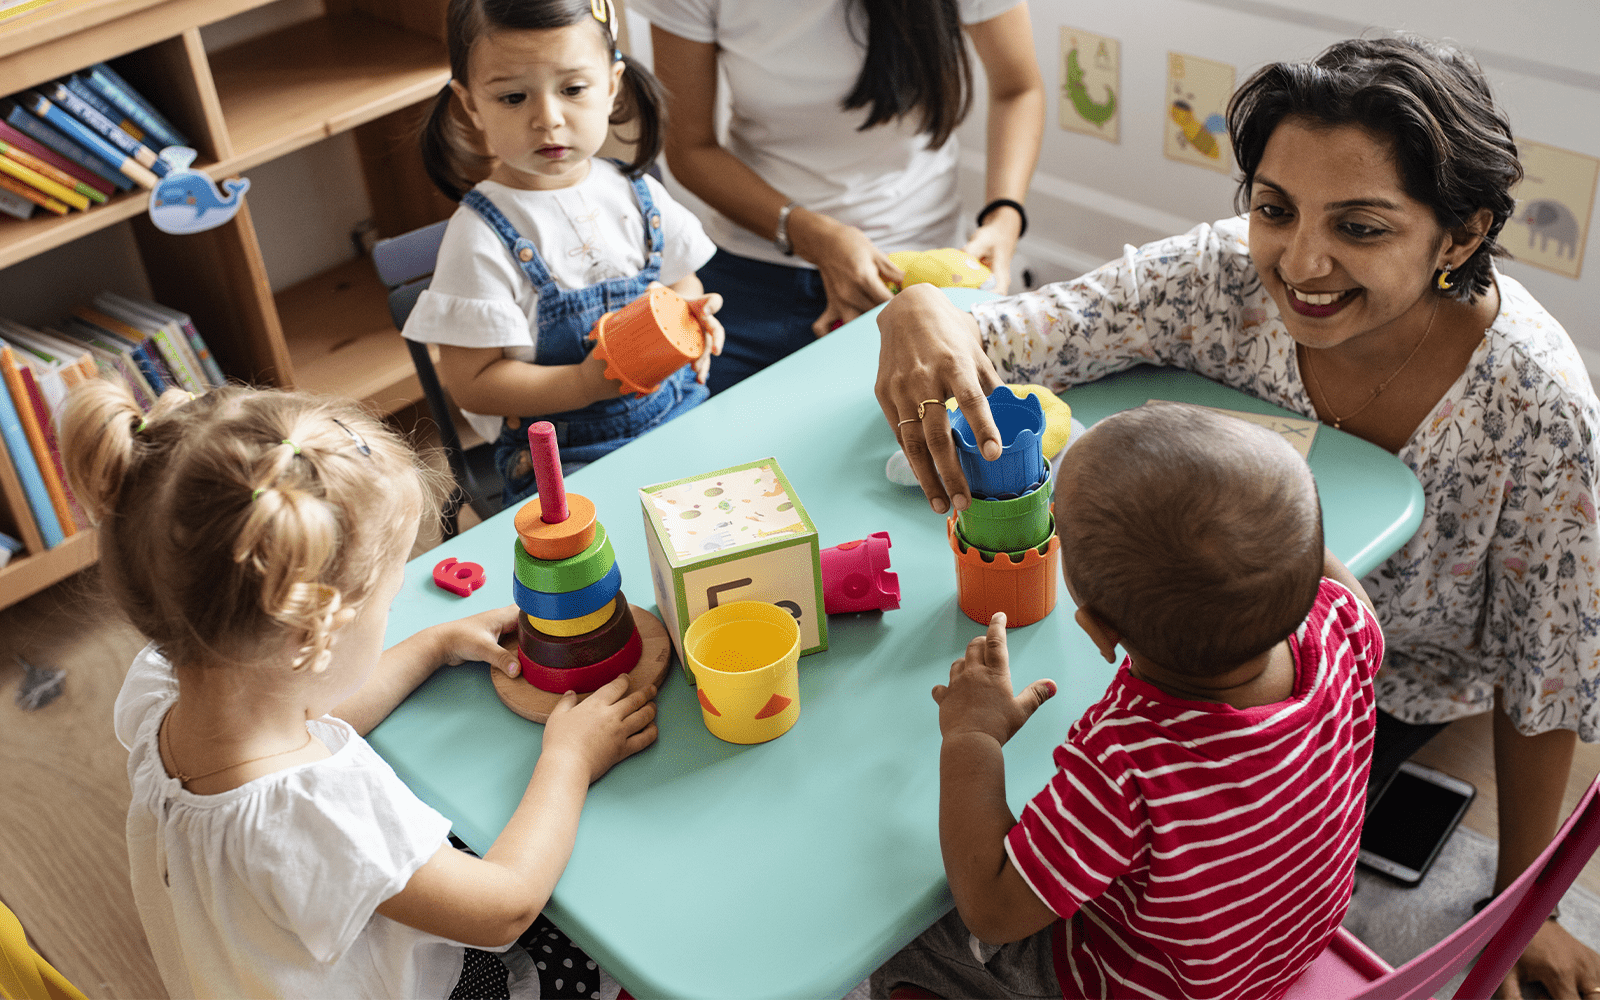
[972,217,1600,739]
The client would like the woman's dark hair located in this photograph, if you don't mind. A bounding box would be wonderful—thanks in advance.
[841,0,973,148]
[1227,34,1522,302]
[422,0,666,200]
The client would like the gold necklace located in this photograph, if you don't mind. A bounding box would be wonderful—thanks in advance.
[1301,295,1440,430]
[161,710,314,784]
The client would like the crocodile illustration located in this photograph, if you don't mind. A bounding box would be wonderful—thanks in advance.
[1065,47,1116,126]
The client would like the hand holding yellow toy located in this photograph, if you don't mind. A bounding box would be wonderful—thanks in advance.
[886,249,993,294]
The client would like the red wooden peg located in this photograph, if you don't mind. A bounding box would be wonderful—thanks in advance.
[527,421,568,524]
[433,557,486,597]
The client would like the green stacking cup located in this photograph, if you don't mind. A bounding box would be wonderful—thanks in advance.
[957,468,1052,553]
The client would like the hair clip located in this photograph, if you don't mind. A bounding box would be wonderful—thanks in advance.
[590,0,611,24]
[281,438,302,456]
[331,417,372,456]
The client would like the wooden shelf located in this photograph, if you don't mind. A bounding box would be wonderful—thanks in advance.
[0,527,97,609]
[210,12,449,176]
[276,255,420,414]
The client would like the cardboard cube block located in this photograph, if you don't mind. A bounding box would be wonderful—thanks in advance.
[640,457,826,680]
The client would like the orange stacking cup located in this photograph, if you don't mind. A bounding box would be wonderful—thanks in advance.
[589,285,705,397]
[947,514,1059,627]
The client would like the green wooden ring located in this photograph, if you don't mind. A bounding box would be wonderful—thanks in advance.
[513,522,615,594]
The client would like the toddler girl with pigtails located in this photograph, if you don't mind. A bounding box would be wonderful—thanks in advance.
[407,0,726,504]
[63,381,655,997]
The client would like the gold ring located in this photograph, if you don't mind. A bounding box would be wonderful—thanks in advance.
[897,417,919,427]
[916,398,943,421]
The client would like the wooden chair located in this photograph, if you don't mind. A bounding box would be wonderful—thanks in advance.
[372,220,505,538]
[1285,772,1600,999]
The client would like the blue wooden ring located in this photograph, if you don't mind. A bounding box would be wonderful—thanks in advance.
[513,523,614,593]
[513,561,622,620]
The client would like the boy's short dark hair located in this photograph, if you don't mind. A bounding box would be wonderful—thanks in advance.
[1056,402,1325,676]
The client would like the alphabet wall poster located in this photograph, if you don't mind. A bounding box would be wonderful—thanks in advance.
[1503,139,1598,280]
[1163,52,1234,175]
[1060,27,1120,143]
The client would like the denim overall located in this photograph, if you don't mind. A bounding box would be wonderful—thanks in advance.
[463,176,707,506]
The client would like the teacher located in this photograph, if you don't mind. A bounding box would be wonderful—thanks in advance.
[876,34,1600,1000]
[636,0,1045,393]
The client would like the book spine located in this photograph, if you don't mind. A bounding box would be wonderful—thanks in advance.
[63,75,146,145]
[0,171,68,215]
[3,105,131,191]
[0,147,90,210]
[0,138,105,203]
[43,82,168,176]
[0,185,32,219]
[7,355,79,533]
[130,343,171,395]
[0,353,64,548]
[186,326,227,388]
[19,93,158,189]
[0,120,114,196]
[150,327,203,393]
[85,64,188,150]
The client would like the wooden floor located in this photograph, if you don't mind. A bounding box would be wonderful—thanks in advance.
[2,402,1597,994]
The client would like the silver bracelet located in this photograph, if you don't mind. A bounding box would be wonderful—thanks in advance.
[774,201,798,256]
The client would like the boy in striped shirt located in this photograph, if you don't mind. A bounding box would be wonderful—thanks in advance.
[874,402,1383,1000]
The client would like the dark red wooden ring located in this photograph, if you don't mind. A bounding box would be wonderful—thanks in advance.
[520,629,643,693]
[519,599,636,667]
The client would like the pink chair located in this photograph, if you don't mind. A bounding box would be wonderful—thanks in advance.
[1285,773,1600,1000]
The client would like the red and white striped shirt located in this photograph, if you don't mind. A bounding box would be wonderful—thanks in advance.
[1005,578,1382,1000]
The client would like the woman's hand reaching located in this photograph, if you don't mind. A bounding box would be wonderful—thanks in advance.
[789,207,904,336]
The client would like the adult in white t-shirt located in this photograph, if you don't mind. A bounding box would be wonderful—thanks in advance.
[634,0,1043,393]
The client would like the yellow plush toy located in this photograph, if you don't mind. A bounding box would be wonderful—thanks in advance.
[886,248,992,293]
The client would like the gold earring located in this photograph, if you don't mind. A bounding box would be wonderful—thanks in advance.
[1436,266,1455,291]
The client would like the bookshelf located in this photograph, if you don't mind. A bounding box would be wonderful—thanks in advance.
[0,0,459,610]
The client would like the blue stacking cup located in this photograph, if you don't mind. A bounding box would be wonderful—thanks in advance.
[948,386,1046,499]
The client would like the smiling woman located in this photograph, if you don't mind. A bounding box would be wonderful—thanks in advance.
[873,32,1600,999]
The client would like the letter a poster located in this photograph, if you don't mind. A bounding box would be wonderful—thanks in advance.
[1164,52,1234,175]
[1060,27,1120,143]
[1502,138,1598,279]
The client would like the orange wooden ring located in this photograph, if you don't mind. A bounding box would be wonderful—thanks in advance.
[515,492,597,560]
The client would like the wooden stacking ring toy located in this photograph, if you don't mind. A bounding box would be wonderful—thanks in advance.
[512,523,614,593]
[513,562,622,621]
[515,493,596,561]
[519,598,636,667]
[494,605,673,721]
[527,596,620,637]
[519,627,643,693]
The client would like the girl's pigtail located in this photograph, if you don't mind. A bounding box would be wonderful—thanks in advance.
[61,379,146,523]
[613,53,667,178]
[235,436,344,672]
[421,83,493,201]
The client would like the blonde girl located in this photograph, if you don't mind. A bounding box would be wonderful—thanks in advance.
[409,0,725,505]
[64,382,656,998]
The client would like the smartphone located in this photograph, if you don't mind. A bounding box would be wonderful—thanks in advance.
[1359,761,1476,885]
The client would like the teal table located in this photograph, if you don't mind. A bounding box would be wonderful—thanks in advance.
[369,289,1423,1000]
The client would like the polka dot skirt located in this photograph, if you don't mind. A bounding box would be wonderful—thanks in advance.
[447,914,611,1000]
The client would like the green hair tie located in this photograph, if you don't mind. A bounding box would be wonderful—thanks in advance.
[252,488,264,501]
[281,439,301,456]
[135,418,149,433]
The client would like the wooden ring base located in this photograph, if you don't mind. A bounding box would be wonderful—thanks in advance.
[493,605,672,724]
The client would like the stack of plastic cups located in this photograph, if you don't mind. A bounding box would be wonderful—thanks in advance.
[512,423,641,692]
[947,386,1061,627]
[588,285,705,398]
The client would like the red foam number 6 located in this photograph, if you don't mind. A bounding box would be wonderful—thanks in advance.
[433,558,486,597]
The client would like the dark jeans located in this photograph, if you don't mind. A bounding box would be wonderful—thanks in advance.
[696,249,827,395]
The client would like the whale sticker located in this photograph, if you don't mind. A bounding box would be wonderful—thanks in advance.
[147,146,250,235]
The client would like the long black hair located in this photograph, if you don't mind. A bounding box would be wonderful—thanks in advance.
[421,0,667,200]
[1228,34,1521,303]
[841,0,972,148]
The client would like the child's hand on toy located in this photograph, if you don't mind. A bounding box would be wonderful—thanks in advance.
[932,613,1055,746]
[684,292,725,385]
[428,604,521,678]
[543,674,659,784]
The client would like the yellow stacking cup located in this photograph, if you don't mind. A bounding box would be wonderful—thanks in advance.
[683,601,802,744]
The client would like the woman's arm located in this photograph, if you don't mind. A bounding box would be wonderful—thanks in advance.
[435,343,619,417]
[649,24,902,336]
[962,3,1045,295]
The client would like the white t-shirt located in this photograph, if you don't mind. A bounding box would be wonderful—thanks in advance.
[632,0,1022,266]
[402,160,716,441]
[114,644,533,998]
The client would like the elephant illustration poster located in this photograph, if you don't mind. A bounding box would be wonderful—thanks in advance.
[1060,27,1119,143]
[1503,139,1598,280]
[1164,52,1234,175]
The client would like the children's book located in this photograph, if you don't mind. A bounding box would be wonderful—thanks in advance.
[2,324,92,529]
[0,352,64,548]
[0,145,89,210]
[62,74,147,146]
[0,134,105,204]
[83,62,188,152]
[0,340,80,532]
[112,294,226,388]
[0,184,33,219]
[0,529,22,568]
[0,172,67,216]
[58,317,157,409]
[72,306,175,394]
[40,81,168,177]
[0,119,114,197]
[0,321,99,387]
[16,92,157,189]
[0,102,131,192]
[93,292,209,392]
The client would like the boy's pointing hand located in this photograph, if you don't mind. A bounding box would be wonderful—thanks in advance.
[933,612,1056,746]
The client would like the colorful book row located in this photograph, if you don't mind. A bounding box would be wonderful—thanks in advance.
[0,293,224,556]
[0,61,189,220]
